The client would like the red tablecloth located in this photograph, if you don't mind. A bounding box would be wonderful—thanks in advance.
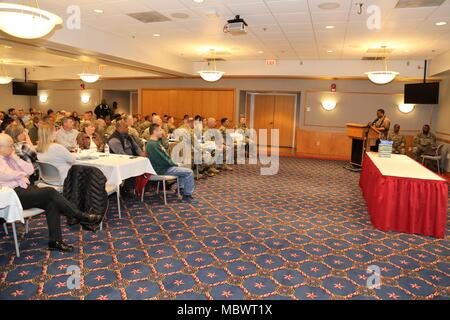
[359,153,448,238]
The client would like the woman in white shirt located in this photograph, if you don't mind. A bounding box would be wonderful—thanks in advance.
[37,123,76,185]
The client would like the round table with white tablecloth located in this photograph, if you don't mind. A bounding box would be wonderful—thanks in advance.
[74,152,156,187]
[0,186,24,224]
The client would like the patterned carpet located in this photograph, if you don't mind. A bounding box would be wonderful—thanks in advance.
[0,157,449,300]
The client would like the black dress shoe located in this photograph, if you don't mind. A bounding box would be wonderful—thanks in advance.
[80,222,99,232]
[48,241,74,253]
[79,213,102,224]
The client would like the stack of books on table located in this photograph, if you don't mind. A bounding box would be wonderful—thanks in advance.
[378,140,393,158]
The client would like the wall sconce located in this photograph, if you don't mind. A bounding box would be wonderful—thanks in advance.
[81,94,90,104]
[39,94,48,103]
[398,104,414,114]
[322,100,336,111]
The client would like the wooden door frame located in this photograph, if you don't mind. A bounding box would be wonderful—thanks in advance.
[248,92,298,148]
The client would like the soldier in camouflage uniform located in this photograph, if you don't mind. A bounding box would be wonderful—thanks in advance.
[412,124,437,161]
[218,118,233,171]
[387,124,406,155]
[236,116,251,158]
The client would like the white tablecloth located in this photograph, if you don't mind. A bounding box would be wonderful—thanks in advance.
[0,187,24,223]
[367,152,445,181]
[75,153,156,186]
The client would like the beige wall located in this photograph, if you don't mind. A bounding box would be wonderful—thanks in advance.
[1,77,443,136]
[0,83,32,110]
[435,77,450,138]
[28,77,440,133]
[35,88,101,114]
[102,90,131,115]
[434,77,450,172]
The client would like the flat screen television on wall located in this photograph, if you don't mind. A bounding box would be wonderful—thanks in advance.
[12,81,38,96]
[404,82,439,104]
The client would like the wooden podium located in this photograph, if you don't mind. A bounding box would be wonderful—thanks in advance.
[346,123,380,166]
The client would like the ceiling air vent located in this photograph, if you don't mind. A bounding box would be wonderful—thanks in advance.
[395,0,446,8]
[206,58,226,62]
[127,11,171,23]
[362,57,386,61]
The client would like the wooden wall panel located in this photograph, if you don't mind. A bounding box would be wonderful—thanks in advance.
[274,95,295,147]
[296,129,418,160]
[141,89,235,123]
[218,90,235,121]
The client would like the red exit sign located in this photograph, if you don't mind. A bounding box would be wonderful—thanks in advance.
[265,59,277,66]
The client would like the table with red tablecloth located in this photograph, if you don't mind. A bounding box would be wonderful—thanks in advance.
[359,152,448,238]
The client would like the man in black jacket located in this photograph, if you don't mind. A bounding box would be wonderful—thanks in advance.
[107,118,144,197]
[94,99,112,119]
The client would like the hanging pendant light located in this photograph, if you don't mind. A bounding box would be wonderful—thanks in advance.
[365,46,399,85]
[78,64,101,83]
[0,61,13,84]
[0,2,63,39]
[198,50,225,82]
[78,73,101,83]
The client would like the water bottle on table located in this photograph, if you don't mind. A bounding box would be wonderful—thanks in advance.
[104,144,110,156]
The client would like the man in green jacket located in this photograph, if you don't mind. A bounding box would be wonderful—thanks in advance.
[146,123,195,202]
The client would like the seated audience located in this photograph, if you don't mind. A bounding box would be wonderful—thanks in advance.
[0,111,5,126]
[55,117,79,151]
[108,117,143,156]
[146,124,195,202]
[143,115,169,149]
[76,121,104,152]
[412,124,437,161]
[0,133,101,252]
[218,118,233,171]
[108,118,144,197]
[162,116,176,135]
[387,124,406,155]
[28,115,40,145]
[4,123,39,184]
[72,111,81,128]
[138,115,152,135]
[37,123,77,185]
[179,114,190,129]
[126,115,144,149]
[81,111,94,124]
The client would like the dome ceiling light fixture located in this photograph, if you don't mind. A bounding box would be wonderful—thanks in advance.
[0,2,63,39]
[78,73,100,83]
[198,49,225,82]
[365,46,399,85]
[78,64,101,83]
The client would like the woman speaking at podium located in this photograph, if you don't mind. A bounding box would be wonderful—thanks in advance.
[369,108,390,152]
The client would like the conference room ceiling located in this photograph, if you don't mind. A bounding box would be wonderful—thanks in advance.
[0,43,162,80]
[33,0,450,61]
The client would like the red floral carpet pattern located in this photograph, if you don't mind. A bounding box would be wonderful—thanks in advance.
[0,157,449,300]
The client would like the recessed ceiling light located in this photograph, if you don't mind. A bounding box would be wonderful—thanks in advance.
[327,50,333,53]
[435,21,447,26]
[318,2,341,10]
[93,9,103,14]
[153,33,161,37]
[258,50,264,54]
[325,25,335,29]
[193,0,204,3]
[3,45,12,49]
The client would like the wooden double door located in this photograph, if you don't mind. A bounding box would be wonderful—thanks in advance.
[253,94,296,147]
